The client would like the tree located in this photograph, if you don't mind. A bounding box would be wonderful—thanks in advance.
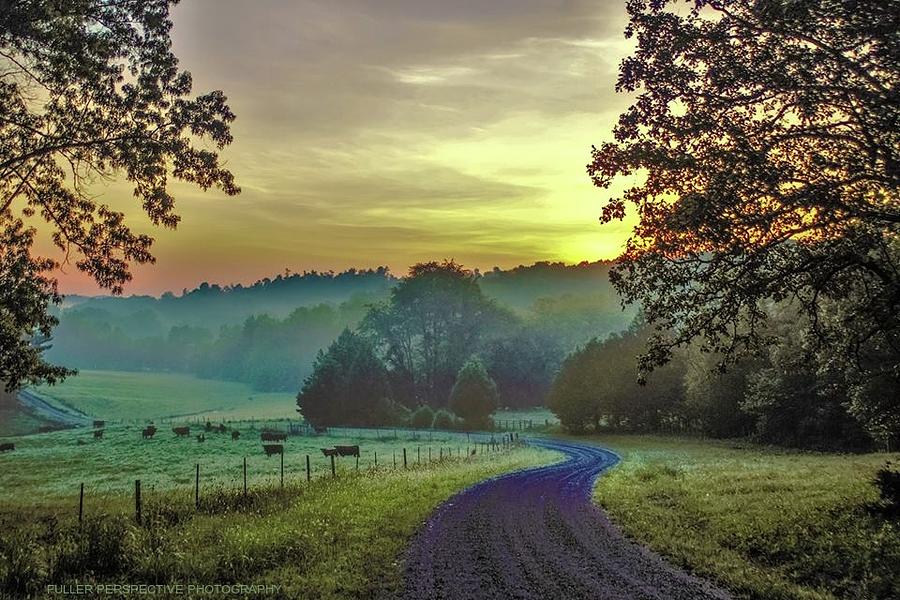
[296,329,393,427]
[410,405,435,429]
[589,0,899,386]
[449,358,498,429]
[0,0,239,389]
[363,260,512,408]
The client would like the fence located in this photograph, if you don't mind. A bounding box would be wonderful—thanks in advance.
[74,432,524,524]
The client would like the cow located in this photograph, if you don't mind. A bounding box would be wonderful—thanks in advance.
[0,443,14,452]
[93,420,105,428]
[142,426,157,439]
[205,421,213,432]
[93,429,104,439]
[321,447,339,457]
[173,426,190,437]
[263,444,283,457]
[335,445,360,458]
[260,431,287,442]
[231,430,240,441]
[217,424,227,433]
[196,433,206,443]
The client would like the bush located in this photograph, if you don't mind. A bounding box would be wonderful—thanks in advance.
[410,405,435,429]
[874,463,900,518]
[432,409,457,430]
[449,358,498,429]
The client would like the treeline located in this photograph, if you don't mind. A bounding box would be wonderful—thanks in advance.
[45,261,631,394]
[296,261,633,426]
[549,308,899,451]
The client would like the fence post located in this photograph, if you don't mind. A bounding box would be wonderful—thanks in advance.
[439,447,443,461]
[134,480,141,525]
[374,451,377,467]
[417,446,421,464]
[306,454,311,482]
[393,451,396,468]
[243,457,247,496]
[428,447,432,463]
[331,454,336,478]
[195,464,200,509]
[403,448,407,469]
[78,483,84,524]
[356,455,359,472]
[281,452,284,488]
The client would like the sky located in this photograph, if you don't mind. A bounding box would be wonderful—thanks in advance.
[47,0,638,295]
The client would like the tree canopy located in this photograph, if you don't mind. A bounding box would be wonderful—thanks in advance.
[589,0,899,388]
[449,357,498,429]
[0,0,238,389]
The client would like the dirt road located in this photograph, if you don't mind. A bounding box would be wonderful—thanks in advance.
[399,438,730,600]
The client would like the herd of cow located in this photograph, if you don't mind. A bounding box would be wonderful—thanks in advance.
[0,421,363,460]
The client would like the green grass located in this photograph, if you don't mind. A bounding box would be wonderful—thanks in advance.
[492,407,558,430]
[33,370,297,421]
[0,423,512,502]
[0,442,555,599]
[589,435,900,600]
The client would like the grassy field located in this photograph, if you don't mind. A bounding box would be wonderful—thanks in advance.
[590,435,900,600]
[33,370,299,422]
[0,423,517,502]
[0,436,554,599]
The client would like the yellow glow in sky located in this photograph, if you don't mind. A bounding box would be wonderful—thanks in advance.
[41,0,637,295]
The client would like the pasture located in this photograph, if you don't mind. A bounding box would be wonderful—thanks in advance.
[0,429,555,600]
[32,370,298,422]
[591,435,900,600]
[0,423,516,505]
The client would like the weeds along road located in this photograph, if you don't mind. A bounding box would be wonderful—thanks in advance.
[399,438,731,600]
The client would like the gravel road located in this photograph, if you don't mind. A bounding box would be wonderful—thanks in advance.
[399,438,730,600]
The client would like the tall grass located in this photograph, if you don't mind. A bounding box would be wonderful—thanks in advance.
[591,435,900,600]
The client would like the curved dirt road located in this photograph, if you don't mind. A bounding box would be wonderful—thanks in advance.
[399,438,730,600]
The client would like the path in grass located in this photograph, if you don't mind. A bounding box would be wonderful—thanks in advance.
[400,438,730,600]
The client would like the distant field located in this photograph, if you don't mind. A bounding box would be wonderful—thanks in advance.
[591,435,900,600]
[33,370,297,421]
[493,407,558,429]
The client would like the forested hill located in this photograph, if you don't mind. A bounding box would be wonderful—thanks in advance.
[59,267,397,333]
[44,261,630,396]
[58,261,621,335]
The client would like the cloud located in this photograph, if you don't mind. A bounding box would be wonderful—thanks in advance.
[51,0,638,294]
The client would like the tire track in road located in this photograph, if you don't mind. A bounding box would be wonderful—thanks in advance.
[399,438,730,600]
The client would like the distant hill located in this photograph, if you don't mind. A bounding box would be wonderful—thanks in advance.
[43,260,632,394]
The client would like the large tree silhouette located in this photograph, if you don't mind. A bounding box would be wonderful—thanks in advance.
[591,0,898,381]
[0,0,238,389]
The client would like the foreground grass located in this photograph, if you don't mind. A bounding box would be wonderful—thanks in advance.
[0,445,555,600]
[590,435,900,600]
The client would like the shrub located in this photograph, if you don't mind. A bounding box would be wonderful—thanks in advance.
[410,406,435,429]
[432,409,457,430]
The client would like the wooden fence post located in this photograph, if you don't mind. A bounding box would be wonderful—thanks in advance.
[403,448,407,469]
[135,480,141,525]
[374,451,377,467]
[280,452,284,488]
[306,454,311,482]
[195,464,200,509]
[243,457,247,496]
[78,483,84,524]
[417,446,421,464]
[330,454,336,478]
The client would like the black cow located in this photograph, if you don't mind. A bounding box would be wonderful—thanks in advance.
[196,433,206,443]
[93,429,104,439]
[142,426,157,439]
[173,426,190,437]
[335,445,360,458]
[231,430,241,441]
[321,448,339,457]
[0,443,14,452]
[263,444,283,457]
